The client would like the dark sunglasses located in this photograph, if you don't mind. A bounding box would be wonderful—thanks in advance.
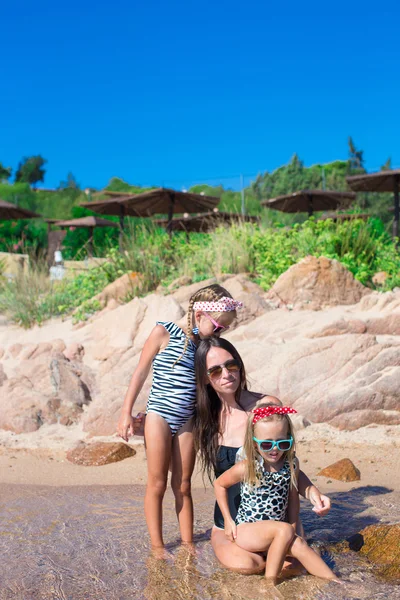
[207,359,241,380]
[253,437,293,452]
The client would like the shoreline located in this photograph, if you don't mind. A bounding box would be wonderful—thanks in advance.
[0,423,399,494]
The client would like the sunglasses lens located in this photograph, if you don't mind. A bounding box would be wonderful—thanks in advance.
[213,326,224,334]
[260,442,273,451]
[278,440,292,451]
[208,367,222,379]
[226,361,240,372]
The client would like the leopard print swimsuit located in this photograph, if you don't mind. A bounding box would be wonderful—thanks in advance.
[236,458,291,525]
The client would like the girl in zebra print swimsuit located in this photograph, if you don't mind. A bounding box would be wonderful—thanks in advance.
[117,284,242,555]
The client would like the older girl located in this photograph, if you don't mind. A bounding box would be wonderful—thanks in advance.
[117,285,242,555]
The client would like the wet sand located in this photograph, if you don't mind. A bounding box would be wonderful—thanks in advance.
[0,427,400,599]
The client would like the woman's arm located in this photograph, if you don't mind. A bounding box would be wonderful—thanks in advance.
[117,325,169,441]
[214,461,246,542]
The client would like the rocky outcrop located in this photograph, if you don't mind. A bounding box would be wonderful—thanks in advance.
[0,267,399,437]
[266,255,371,310]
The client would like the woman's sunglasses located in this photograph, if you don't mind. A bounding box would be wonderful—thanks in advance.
[253,437,293,452]
[204,314,230,334]
[207,359,241,380]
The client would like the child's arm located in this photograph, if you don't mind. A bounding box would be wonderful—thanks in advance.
[214,461,246,542]
[117,325,169,441]
[288,459,300,530]
[297,470,331,516]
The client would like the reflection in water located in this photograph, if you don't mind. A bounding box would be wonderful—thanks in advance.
[0,484,399,599]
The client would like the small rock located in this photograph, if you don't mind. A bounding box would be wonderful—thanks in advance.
[66,442,136,466]
[63,343,85,362]
[372,271,388,286]
[318,458,360,482]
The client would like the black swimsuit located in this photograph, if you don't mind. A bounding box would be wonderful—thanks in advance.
[214,445,241,528]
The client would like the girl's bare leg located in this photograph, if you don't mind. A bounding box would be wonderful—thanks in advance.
[144,413,172,549]
[289,536,337,580]
[235,521,295,582]
[211,527,266,574]
[171,418,196,544]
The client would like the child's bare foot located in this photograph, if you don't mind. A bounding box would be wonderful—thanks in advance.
[260,578,284,599]
[151,546,173,560]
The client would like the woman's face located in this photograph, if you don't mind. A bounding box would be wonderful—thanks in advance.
[205,346,241,395]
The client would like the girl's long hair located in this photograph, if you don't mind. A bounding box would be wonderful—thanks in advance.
[243,402,297,490]
[194,337,248,482]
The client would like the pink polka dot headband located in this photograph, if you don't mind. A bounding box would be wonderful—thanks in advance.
[193,296,243,312]
[252,406,297,424]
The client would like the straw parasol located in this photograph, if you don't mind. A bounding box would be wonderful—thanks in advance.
[54,216,118,257]
[261,190,356,216]
[153,210,259,241]
[0,199,41,220]
[80,188,220,240]
[346,169,400,238]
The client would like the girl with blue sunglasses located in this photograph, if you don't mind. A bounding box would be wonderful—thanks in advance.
[214,403,339,592]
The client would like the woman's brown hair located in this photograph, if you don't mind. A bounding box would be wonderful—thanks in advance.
[194,336,247,482]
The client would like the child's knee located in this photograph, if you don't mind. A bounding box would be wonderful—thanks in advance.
[147,475,168,496]
[171,477,191,498]
[277,522,295,543]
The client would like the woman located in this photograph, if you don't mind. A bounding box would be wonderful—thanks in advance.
[194,336,331,574]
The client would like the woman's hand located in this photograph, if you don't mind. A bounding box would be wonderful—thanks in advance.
[308,486,331,516]
[224,519,237,542]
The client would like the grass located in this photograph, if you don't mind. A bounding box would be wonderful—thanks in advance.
[0,218,399,328]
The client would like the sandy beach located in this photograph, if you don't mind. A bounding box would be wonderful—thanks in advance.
[1,422,399,494]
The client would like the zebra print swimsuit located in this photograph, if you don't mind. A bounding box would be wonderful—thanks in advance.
[146,321,197,436]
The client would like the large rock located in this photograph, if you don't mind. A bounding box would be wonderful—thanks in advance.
[66,442,136,466]
[348,524,400,581]
[318,458,360,482]
[265,256,371,310]
[92,272,142,307]
[0,355,95,433]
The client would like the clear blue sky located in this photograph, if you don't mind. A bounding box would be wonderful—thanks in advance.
[1,0,399,191]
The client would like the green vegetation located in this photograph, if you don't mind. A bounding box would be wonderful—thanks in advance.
[0,138,398,328]
[0,218,398,328]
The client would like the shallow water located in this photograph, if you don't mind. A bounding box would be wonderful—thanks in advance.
[0,484,399,599]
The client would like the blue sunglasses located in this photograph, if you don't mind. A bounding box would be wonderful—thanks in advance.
[253,437,293,452]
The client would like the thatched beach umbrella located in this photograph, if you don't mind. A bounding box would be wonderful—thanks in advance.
[54,216,118,257]
[153,210,259,241]
[261,190,356,217]
[0,199,41,220]
[80,188,220,241]
[346,169,400,238]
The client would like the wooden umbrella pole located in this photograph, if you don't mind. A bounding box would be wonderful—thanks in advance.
[88,227,94,258]
[393,175,399,241]
[119,205,125,251]
[167,192,175,237]
[308,194,313,217]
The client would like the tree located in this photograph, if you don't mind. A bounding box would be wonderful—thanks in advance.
[15,155,47,187]
[348,137,365,173]
[0,162,12,181]
[381,157,392,171]
[58,172,80,190]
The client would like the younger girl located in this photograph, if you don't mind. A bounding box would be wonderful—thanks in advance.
[214,403,339,589]
[117,284,242,554]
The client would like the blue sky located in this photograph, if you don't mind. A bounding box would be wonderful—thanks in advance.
[1,0,399,190]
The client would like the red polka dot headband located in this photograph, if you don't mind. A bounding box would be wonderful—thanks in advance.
[193,296,243,312]
[252,406,297,424]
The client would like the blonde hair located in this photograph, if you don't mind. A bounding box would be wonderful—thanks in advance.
[175,284,235,364]
[243,402,297,490]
